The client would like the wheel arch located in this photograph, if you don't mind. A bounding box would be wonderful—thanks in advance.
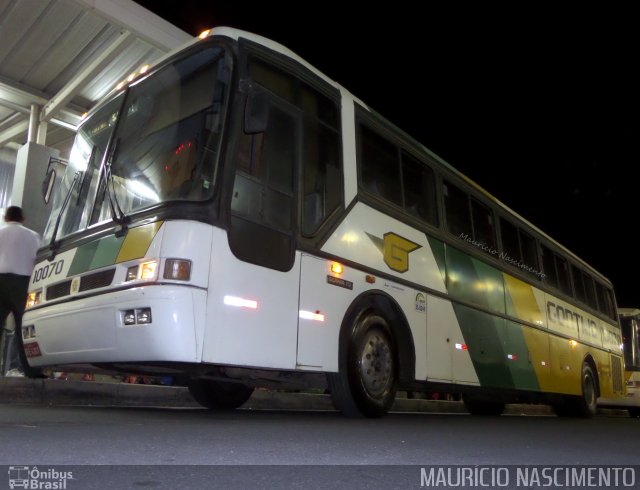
[338,290,416,387]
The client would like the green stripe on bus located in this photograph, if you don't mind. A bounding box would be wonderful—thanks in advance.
[67,241,100,276]
[67,235,125,276]
[453,303,514,389]
[426,236,446,284]
[446,245,540,391]
[505,321,540,391]
[89,235,125,270]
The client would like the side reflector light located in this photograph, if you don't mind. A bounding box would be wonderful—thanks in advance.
[299,310,325,322]
[198,29,211,39]
[455,343,468,351]
[224,296,258,309]
[569,339,578,348]
[507,354,517,360]
[164,259,192,281]
[330,262,343,275]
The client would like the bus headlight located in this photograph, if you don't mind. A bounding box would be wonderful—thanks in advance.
[26,290,42,308]
[163,259,191,281]
[139,261,157,280]
[125,260,158,282]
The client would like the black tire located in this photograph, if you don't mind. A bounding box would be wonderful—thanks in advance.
[463,396,505,416]
[576,363,598,418]
[328,313,397,418]
[553,363,598,418]
[628,408,640,418]
[187,379,254,410]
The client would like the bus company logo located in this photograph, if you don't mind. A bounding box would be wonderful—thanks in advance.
[8,466,74,489]
[366,232,421,273]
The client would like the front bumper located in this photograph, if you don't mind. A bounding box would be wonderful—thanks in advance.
[22,285,204,368]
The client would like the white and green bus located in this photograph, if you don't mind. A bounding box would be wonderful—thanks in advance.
[22,27,624,417]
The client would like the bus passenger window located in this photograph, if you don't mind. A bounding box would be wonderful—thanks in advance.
[555,255,572,296]
[360,126,401,206]
[572,265,587,304]
[443,182,472,238]
[470,198,496,249]
[402,152,438,226]
[541,245,558,289]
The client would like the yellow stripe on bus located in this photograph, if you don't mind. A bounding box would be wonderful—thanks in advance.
[116,222,163,263]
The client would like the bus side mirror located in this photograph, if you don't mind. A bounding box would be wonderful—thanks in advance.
[42,168,56,204]
[244,90,270,134]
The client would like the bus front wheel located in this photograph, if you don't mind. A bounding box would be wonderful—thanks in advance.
[328,313,397,418]
[187,379,254,410]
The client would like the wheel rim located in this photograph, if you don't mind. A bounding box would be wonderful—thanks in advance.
[359,328,393,397]
[583,371,596,408]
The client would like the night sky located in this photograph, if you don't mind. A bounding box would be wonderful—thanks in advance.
[135,2,638,307]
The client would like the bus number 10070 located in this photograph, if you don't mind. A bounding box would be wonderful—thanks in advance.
[32,259,65,284]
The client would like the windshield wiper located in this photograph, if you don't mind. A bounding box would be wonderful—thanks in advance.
[101,138,130,237]
[48,171,82,258]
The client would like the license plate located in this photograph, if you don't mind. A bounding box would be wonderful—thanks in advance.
[24,342,42,358]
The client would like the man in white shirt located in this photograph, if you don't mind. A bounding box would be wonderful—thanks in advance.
[0,206,41,376]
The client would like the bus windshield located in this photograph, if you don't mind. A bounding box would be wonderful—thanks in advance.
[44,43,232,242]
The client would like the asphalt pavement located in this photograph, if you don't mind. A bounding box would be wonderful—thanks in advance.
[0,376,560,415]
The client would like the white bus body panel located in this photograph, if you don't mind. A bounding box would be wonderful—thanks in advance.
[202,228,300,370]
[319,201,477,384]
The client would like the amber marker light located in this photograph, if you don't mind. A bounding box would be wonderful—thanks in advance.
[330,262,343,275]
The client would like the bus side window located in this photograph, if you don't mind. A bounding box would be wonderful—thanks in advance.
[401,152,438,226]
[541,245,559,289]
[443,181,472,239]
[360,126,401,205]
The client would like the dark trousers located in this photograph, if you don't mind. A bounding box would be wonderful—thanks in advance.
[0,273,30,373]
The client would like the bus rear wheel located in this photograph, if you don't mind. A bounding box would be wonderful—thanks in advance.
[576,363,598,418]
[328,313,397,418]
[553,363,597,418]
[187,379,254,410]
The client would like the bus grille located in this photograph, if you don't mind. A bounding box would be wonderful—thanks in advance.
[46,280,72,300]
[79,268,115,292]
[44,268,116,301]
[611,355,623,393]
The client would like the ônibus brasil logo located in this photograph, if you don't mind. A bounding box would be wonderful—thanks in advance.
[8,466,73,489]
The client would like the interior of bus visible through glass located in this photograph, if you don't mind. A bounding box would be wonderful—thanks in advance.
[44,44,232,243]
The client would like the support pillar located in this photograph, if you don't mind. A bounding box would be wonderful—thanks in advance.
[10,142,60,234]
